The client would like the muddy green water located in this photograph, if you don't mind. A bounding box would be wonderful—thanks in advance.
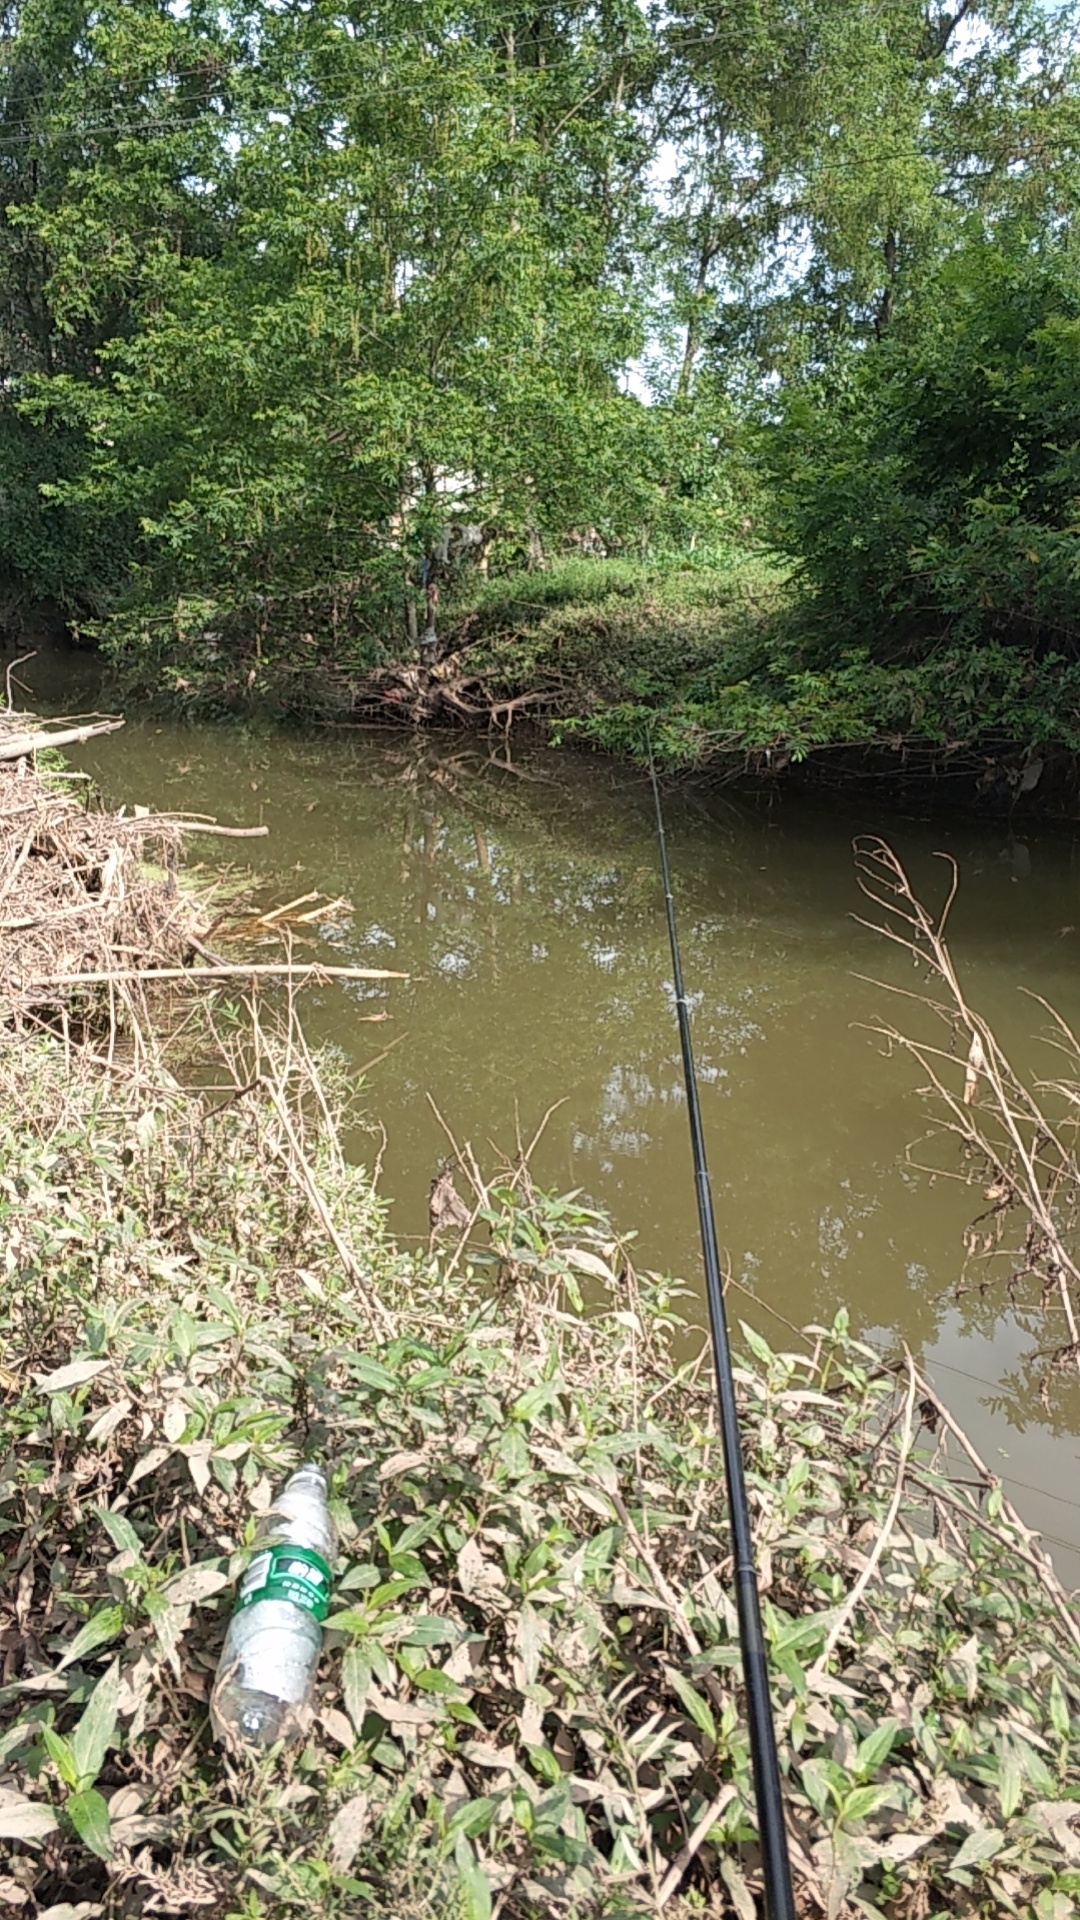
[31,655,1080,1580]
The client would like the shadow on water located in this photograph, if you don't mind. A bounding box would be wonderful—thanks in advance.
[24,645,1080,1581]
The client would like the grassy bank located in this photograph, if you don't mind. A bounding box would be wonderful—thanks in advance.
[4,748,1080,1919]
[3,1035,1080,1910]
[443,561,1080,802]
[102,549,1080,810]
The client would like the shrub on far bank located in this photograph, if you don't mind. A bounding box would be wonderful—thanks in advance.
[768,246,1080,662]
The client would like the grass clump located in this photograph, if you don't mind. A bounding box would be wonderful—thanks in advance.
[452,553,788,741]
[2,1003,1080,1919]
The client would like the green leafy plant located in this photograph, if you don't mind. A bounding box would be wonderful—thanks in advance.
[3,981,1080,1918]
[41,1661,121,1858]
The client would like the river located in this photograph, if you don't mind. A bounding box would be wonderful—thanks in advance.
[29,651,1080,1583]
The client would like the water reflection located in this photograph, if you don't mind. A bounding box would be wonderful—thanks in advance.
[31,668,1080,1578]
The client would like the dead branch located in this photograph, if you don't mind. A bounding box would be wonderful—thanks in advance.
[0,716,124,758]
[24,961,406,987]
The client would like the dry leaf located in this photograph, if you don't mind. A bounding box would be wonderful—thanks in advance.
[327,1791,370,1872]
[276,1783,317,1810]
[929,1774,984,1832]
[515,1601,546,1686]
[179,1443,212,1494]
[0,1791,59,1842]
[318,1707,356,1749]
[565,1247,616,1283]
[1030,1803,1080,1865]
[162,1399,187,1443]
[462,1741,520,1772]
[457,1537,506,1600]
[115,1652,156,1724]
[439,1767,470,1817]
[128,1444,171,1487]
[366,1686,438,1727]
[532,1446,580,1477]
[519,1699,544,1746]
[86,1398,132,1445]
[108,1787,145,1820]
[160,1565,229,1607]
[720,1855,756,1920]
[443,1636,486,1685]
[875,1834,932,1865]
[33,1357,110,1393]
[428,1167,470,1235]
[154,1600,190,1675]
[949,1632,980,1704]
[179,1665,210,1702]
[379,1450,429,1480]
[249,1475,273,1513]
[112,1814,173,1846]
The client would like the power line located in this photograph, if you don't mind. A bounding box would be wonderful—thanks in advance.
[0,10,1069,141]
[0,88,1062,182]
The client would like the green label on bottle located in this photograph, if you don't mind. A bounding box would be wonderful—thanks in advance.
[236,1543,333,1621]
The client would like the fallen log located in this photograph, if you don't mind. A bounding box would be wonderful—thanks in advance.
[0,717,125,760]
[112,815,270,839]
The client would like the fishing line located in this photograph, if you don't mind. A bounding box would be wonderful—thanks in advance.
[648,744,796,1920]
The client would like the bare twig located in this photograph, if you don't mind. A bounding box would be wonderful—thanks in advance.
[4,652,36,712]
[262,1074,395,1337]
[656,1785,736,1907]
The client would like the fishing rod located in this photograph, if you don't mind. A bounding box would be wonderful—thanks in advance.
[649,750,797,1920]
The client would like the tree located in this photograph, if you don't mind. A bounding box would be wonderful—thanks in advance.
[769,241,1080,661]
[0,0,236,612]
[13,0,671,697]
[652,0,1080,390]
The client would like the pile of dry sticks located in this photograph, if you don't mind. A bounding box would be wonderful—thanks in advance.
[0,708,404,1027]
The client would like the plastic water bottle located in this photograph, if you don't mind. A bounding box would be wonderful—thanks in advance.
[211,1462,337,1749]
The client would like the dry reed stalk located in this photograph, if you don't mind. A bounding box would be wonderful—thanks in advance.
[809,1354,917,1678]
[855,837,1080,1376]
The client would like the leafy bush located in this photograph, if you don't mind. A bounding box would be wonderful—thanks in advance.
[769,247,1080,657]
[0,402,134,617]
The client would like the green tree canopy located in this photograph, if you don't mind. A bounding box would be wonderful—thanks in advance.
[0,0,1079,743]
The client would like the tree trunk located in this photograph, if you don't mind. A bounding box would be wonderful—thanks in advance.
[874,230,899,339]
